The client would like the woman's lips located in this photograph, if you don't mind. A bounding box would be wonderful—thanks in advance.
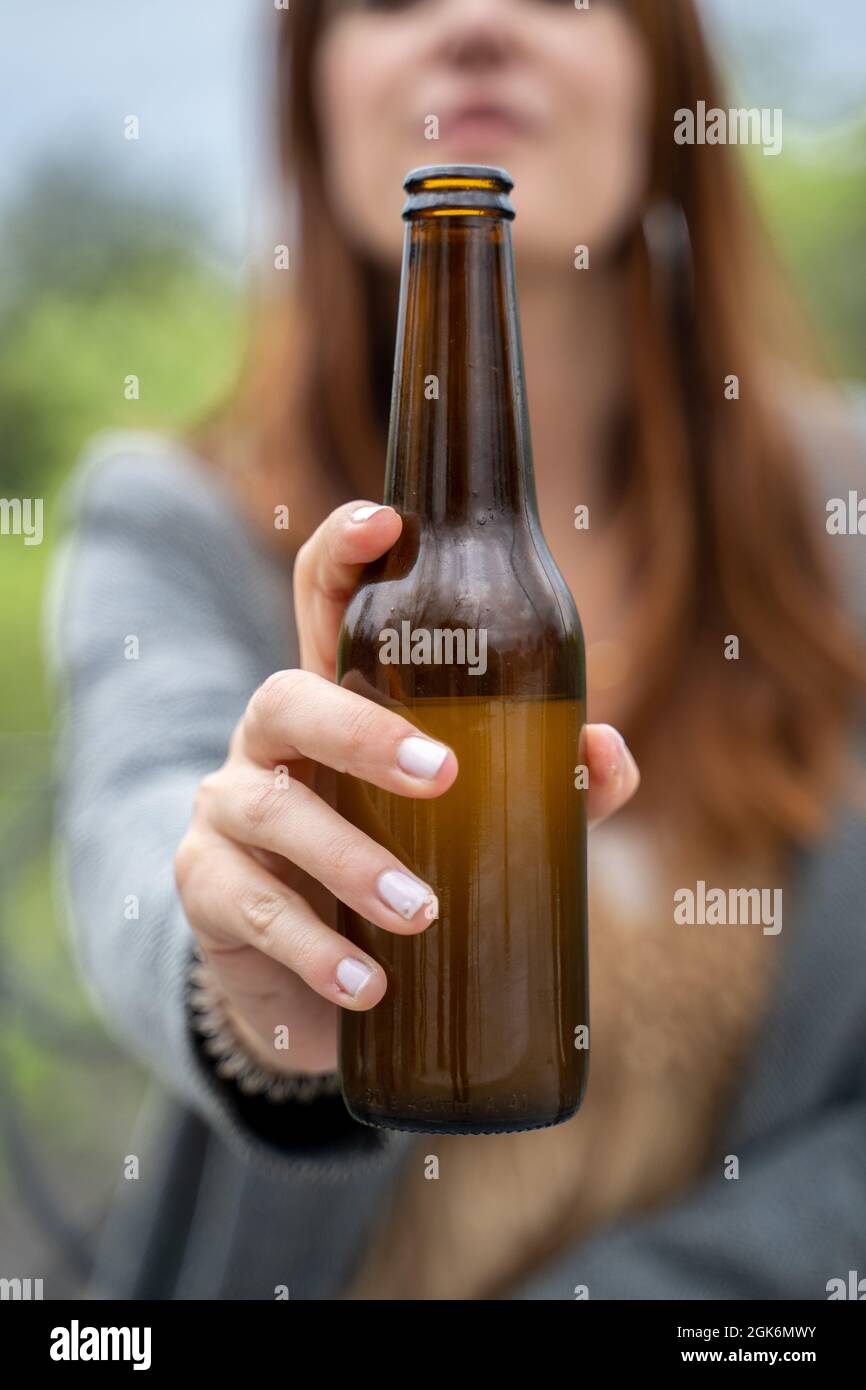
[437,103,539,146]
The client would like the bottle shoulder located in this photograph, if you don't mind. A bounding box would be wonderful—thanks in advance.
[346,524,577,628]
[339,523,584,701]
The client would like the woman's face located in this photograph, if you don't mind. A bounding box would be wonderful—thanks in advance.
[315,0,652,268]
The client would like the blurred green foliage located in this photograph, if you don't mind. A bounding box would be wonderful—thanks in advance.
[748,119,866,377]
[0,164,244,733]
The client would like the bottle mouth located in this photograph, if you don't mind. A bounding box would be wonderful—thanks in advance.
[402,164,515,221]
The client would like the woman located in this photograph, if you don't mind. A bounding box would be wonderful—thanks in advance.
[52,0,866,1300]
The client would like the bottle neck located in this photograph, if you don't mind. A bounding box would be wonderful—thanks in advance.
[384,215,537,526]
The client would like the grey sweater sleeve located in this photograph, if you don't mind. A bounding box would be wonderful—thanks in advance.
[47,432,392,1179]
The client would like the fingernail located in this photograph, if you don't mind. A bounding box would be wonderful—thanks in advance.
[603,726,638,787]
[622,741,639,786]
[597,724,626,779]
[336,957,375,998]
[398,735,449,780]
[377,869,438,923]
[610,729,627,779]
[351,504,387,523]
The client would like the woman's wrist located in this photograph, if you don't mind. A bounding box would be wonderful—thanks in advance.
[187,946,341,1104]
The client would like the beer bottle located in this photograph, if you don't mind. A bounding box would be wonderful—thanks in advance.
[337,165,587,1134]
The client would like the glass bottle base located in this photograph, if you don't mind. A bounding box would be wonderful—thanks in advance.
[342,1099,582,1137]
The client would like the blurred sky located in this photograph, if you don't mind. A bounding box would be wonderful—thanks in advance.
[0,0,864,265]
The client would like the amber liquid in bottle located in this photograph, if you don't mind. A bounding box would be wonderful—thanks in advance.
[337,165,588,1134]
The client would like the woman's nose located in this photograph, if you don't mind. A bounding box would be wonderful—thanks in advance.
[433,0,523,71]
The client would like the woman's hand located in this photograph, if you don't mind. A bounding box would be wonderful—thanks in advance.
[175,502,640,1078]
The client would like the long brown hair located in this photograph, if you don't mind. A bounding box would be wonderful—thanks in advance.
[198,0,866,860]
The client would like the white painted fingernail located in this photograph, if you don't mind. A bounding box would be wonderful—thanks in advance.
[351,504,387,523]
[336,958,374,998]
[398,736,449,780]
[377,869,439,923]
[607,727,627,779]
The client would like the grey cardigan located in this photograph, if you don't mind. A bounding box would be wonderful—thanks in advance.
[48,431,866,1301]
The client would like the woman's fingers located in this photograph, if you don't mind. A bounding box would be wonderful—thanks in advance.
[200,764,440,936]
[241,675,633,831]
[180,720,635,1028]
[294,500,403,680]
[241,667,458,798]
[176,833,387,1011]
[584,723,640,826]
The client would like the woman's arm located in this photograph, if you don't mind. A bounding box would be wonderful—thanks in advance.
[48,433,394,1175]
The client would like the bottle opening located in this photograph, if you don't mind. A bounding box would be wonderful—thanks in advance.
[402,164,515,221]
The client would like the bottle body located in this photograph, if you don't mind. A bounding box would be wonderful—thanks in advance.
[337,167,588,1134]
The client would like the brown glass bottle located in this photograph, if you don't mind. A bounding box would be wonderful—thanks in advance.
[337,165,587,1135]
